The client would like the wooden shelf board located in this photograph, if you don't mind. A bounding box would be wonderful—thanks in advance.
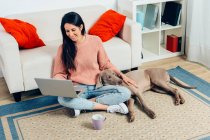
[142,47,183,63]
[142,27,159,34]
[161,24,181,31]
[159,46,183,57]
[142,48,159,62]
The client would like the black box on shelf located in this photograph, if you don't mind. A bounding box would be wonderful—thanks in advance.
[177,37,182,52]
[162,2,182,26]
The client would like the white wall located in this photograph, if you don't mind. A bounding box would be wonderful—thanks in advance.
[0,0,117,16]
[0,0,117,78]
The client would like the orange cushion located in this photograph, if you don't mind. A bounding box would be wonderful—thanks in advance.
[88,9,126,42]
[0,18,45,49]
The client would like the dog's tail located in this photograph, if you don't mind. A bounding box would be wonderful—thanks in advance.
[170,75,196,89]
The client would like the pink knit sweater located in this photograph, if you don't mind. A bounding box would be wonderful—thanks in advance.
[53,35,121,85]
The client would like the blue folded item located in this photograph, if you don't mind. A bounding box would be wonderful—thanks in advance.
[136,11,144,29]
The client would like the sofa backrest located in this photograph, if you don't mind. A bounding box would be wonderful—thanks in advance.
[6,5,106,43]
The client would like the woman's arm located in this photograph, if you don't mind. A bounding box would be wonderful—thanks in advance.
[97,37,138,87]
[52,45,68,79]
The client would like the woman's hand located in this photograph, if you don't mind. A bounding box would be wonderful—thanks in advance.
[121,75,138,88]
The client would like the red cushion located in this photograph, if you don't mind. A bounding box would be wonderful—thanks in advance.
[0,18,45,49]
[88,9,126,42]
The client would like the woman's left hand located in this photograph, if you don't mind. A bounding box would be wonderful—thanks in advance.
[121,75,138,88]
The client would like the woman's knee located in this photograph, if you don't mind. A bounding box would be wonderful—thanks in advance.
[58,97,78,109]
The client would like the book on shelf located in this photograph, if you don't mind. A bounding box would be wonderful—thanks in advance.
[136,11,145,29]
[136,5,147,29]
[177,37,182,52]
[166,34,179,52]
[176,10,181,25]
[143,4,158,29]
[162,2,182,26]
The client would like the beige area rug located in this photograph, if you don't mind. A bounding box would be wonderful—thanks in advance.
[4,90,210,140]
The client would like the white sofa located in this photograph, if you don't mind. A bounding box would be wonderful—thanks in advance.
[0,5,142,101]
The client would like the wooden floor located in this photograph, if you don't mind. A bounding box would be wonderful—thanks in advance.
[1,56,210,105]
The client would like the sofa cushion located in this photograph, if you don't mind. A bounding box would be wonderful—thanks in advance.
[0,18,45,49]
[103,37,131,70]
[20,40,60,90]
[88,9,126,42]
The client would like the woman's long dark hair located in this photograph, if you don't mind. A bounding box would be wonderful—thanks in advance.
[60,12,86,72]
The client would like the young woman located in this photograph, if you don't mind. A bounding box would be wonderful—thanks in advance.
[53,12,137,117]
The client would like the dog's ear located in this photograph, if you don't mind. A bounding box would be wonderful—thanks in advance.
[113,71,123,79]
[96,73,103,89]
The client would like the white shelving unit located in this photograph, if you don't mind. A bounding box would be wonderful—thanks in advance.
[117,0,186,62]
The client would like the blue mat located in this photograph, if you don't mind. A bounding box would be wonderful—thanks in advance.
[0,66,209,140]
[0,96,58,116]
[168,66,210,105]
[0,96,62,140]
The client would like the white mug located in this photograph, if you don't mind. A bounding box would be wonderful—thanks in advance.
[92,114,106,130]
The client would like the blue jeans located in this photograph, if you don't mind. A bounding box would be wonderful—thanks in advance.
[58,84,131,110]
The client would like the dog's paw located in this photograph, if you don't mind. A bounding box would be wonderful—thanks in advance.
[179,95,185,104]
[175,99,180,105]
[129,116,135,122]
[180,98,185,104]
[128,112,135,122]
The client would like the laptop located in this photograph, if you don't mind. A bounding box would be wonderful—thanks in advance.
[35,78,84,98]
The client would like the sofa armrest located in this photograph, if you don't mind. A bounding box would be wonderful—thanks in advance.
[119,18,142,68]
[0,28,24,93]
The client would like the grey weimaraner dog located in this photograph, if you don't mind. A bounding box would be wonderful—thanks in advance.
[96,68,196,122]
